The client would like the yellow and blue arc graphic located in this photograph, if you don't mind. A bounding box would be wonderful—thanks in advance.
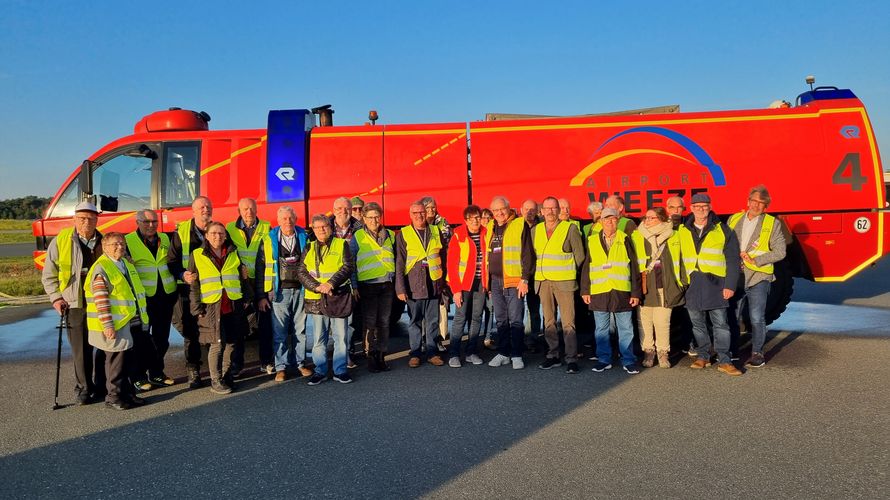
[570,126,727,187]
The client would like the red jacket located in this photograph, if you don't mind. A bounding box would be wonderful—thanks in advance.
[446,224,488,294]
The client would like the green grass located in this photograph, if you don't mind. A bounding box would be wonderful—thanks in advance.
[0,219,33,230]
[0,219,34,244]
[0,256,44,297]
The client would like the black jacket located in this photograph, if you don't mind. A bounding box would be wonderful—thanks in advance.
[682,212,741,311]
[188,240,251,344]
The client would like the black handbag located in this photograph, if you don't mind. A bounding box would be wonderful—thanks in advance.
[321,284,354,318]
[314,251,353,318]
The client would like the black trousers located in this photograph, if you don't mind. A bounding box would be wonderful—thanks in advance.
[172,288,202,370]
[144,289,176,377]
[65,307,104,397]
[102,348,128,404]
[232,306,273,371]
[358,281,394,353]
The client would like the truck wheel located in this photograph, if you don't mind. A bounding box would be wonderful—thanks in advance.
[764,259,794,325]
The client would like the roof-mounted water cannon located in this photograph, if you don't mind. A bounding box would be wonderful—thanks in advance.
[311,104,334,127]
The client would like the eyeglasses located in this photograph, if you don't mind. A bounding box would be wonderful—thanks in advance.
[138,220,159,224]
[644,216,660,220]
[363,215,381,220]
[352,206,363,211]
[465,216,481,221]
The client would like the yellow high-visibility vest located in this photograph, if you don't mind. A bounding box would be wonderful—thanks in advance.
[401,225,443,280]
[303,238,348,300]
[484,218,525,286]
[587,231,632,294]
[54,227,75,292]
[354,228,395,282]
[192,248,243,303]
[533,221,577,281]
[226,220,273,293]
[125,231,176,296]
[631,230,685,286]
[84,255,149,334]
[679,223,727,278]
[728,212,776,274]
[177,220,193,275]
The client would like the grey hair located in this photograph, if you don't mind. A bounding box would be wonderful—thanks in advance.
[490,195,510,208]
[310,214,331,228]
[333,196,352,207]
[586,201,603,216]
[748,185,772,207]
[419,196,436,207]
[135,209,156,222]
[277,205,297,219]
[363,202,383,215]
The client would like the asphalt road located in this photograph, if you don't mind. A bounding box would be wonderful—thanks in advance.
[0,242,34,257]
[0,263,888,498]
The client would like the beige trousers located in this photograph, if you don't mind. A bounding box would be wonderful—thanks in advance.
[638,288,672,352]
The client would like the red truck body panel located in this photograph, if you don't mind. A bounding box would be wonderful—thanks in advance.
[33,91,887,283]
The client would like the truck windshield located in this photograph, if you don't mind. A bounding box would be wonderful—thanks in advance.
[92,154,152,213]
[48,176,80,218]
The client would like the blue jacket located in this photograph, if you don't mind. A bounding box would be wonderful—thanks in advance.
[267,225,308,295]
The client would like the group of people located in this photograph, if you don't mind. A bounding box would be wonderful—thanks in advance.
[42,186,786,410]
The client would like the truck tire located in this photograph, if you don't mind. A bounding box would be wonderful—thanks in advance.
[764,259,794,325]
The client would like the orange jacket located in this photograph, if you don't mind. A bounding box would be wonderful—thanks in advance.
[446,224,488,294]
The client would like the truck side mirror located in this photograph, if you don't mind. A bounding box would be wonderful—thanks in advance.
[79,160,94,201]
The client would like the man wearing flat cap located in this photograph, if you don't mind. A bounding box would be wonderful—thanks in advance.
[42,201,105,404]
[680,193,743,376]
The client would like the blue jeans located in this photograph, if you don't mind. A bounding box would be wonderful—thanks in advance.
[406,298,440,359]
[689,307,731,364]
[309,314,347,376]
[449,289,486,358]
[271,287,307,372]
[593,310,636,366]
[490,276,525,358]
[733,280,770,354]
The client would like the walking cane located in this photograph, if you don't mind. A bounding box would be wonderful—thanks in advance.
[52,309,68,410]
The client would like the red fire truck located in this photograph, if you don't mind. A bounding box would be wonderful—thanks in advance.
[32,84,888,322]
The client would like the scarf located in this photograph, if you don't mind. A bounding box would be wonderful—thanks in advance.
[638,222,673,270]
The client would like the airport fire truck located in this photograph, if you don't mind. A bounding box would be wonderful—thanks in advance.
[32,82,888,322]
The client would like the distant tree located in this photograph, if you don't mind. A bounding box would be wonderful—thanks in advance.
[0,196,51,219]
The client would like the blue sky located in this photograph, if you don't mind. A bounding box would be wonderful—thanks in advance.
[1,0,888,200]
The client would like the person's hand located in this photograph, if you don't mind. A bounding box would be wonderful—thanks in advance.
[317,282,334,295]
[183,271,197,285]
[52,299,68,315]
[722,288,735,300]
[740,251,755,265]
[582,295,591,305]
[629,297,640,307]
[240,265,249,280]
[453,293,463,308]
[257,298,270,312]
[352,289,361,300]
[397,293,407,302]
[517,281,529,299]
[103,326,116,340]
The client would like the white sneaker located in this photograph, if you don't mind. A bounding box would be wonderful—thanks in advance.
[448,357,461,368]
[511,357,524,370]
[488,354,510,367]
[466,354,484,365]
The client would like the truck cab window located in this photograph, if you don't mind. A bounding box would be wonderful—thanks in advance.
[91,154,153,213]
[162,143,200,207]
[48,177,80,218]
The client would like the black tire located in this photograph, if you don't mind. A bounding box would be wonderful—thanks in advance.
[764,259,793,325]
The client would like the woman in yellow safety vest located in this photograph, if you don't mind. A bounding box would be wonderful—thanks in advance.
[84,232,149,410]
[631,207,688,369]
[188,222,250,395]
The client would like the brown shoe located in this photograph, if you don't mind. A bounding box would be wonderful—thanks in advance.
[657,350,670,368]
[408,357,421,368]
[274,371,287,382]
[428,355,445,367]
[690,358,712,369]
[717,363,742,376]
[642,350,656,368]
[298,365,313,377]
